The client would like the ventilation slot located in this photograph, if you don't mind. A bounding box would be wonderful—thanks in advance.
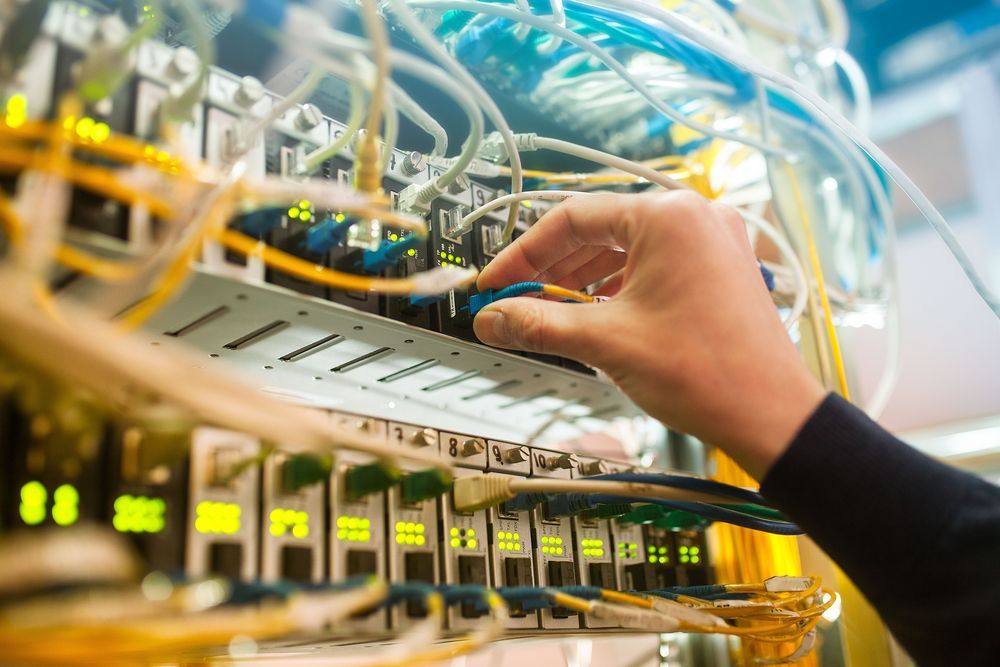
[164,306,230,337]
[462,380,522,401]
[222,320,290,350]
[377,359,439,383]
[421,370,481,392]
[279,334,344,362]
[501,389,557,409]
[330,347,395,373]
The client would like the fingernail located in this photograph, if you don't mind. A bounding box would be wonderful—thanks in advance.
[473,306,511,345]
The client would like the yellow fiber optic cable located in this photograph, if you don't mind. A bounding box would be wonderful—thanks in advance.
[0,148,174,219]
[785,163,850,399]
[355,0,391,193]
[55,244,142,281]
[216,229,476,295]
[540,283,596,303]
[600,589,653,609]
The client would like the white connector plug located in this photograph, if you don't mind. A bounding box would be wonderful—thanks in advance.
[452,473,517,511]
[590,601,681,632]
[764,576,813,593]
[651,599,727,628]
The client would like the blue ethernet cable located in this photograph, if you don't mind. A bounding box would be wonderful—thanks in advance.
[587,472,770,505]
[305,216,356,254]
[588,494,803,535]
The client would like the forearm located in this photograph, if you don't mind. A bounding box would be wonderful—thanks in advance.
[761,394,1000,664]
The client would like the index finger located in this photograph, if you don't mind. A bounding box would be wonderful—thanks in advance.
[478,193,639,290]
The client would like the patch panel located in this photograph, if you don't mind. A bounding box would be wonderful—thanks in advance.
[610,518,650,592]
[529,445,579,630]
[673,528,712,587]
[429,201,478,343]
[573,515,617,628]
[484,439,538,629]
[185,427,261,580]
[329,413,389,632]
[441,467,490,630]
[105,426,189,573]
[1,398,104,533]
[642,525,680,589]
[260,451,327,583]
[200,70,268,283]
[386,421,442,629]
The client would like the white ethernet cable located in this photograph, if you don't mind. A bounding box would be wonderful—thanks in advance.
[407,0,794,160]
[529,135,687,190]
[453,473,747,512]
[739,209,808,328]
[598,0,1000,320]
[460,190,589,231]
[277,23,484,197]
[233,65,326,158]
[386,0,524,239]
[297,81,365,176]
[535,0,566,55]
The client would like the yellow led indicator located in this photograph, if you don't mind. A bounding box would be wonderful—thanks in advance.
[338,515,372,542]
[19,481,46,525]
[396,521,427,547]
[406,248,416,257]
[680,555,690,564]
[690,546,700,556]
[389,233,399,242]
[270,507,310,539]
[691,556,700,564]
[195,501,241,535]
[4,94,27,129]
[52,484,79,526]
[450,527,459,537]
[649,555,658,563]
[63,116,110,144]
[287,200,314,223]
[113,494,166,534]
[439,251,447,259]
[679,546,688,555]
[450,537,460,548]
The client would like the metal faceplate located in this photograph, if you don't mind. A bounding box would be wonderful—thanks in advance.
[140,270,640,445]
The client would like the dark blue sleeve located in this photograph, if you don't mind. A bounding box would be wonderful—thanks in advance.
[760,393,1000,666]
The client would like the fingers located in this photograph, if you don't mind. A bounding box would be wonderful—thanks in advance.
[472,297,607,365]
[553,248,627,290]
[593,269,625,297]
[478,193,639,289]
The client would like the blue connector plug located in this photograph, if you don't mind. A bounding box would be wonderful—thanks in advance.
[468,289,497,316]
[409,293,447,308]
[239,208,283,238]
[361,235,424,273]
[306,216,355,254]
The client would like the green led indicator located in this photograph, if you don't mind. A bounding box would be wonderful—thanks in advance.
[680,555,690,564]
[195,501,241,535]
[52,484,79,526]
[113,495,166,534]
[19,481,46,525]
[679,545,689,555]
[337,515,372,542]
[270,507,310,539]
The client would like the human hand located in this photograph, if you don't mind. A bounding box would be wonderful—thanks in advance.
[473,191,825,479]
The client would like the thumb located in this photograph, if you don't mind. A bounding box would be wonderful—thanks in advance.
[473,297,603,362]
